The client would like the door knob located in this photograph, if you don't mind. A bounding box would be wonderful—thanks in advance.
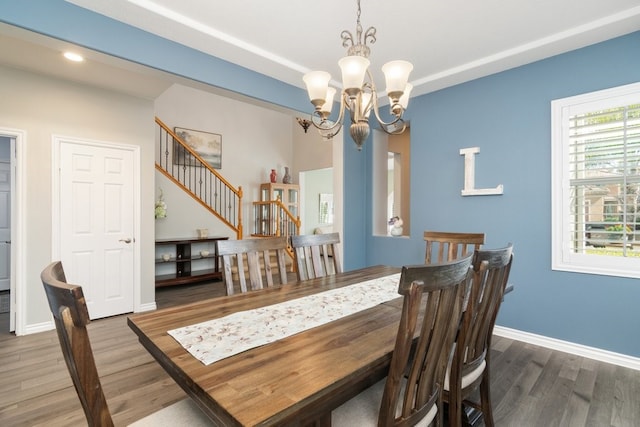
[119,238,132,244]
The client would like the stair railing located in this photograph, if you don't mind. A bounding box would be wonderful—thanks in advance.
[155,117,243,239]
[252,198,301,264]
[252,198,301,239]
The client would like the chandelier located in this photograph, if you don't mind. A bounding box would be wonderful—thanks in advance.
[302,0,413,150]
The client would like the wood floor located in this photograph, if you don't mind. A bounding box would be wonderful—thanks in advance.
[1,280,639,426]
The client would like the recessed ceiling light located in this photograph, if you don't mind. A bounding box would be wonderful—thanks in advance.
[63,52,84,62]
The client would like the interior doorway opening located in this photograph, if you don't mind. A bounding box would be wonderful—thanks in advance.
[299,167,334,235]
[0,132,17,335]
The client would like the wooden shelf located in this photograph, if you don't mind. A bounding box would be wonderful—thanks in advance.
[155,237,228,287]
[155,269,222,287]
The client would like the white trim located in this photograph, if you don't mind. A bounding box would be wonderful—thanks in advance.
[0,127,26,335]
[137,302,157,312]
[494,325,640,372]
[24,320,54,335]
[551,81,640,278]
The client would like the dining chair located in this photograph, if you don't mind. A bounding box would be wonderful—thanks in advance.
[443,245,513,427]
[332,254,473,427]
[216,236,289,295]
[423,231,485,264]
[40,261,213,427]
[290,232,342,280]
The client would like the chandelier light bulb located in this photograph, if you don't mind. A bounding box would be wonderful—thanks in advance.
[382,60,413,98]
[391,83,413,115]
[303,71,331,108]
[321,87,337,115]
[398,83,413,109]
[338,56,370,94]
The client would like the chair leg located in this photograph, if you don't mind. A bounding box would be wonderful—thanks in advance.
[478,371,494,427]
[447,389,463,427]
[303,412,331,427]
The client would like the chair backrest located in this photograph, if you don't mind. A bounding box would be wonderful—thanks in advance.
[216,236,289,295]
[449,245,513,406]
[41,261,114,427]
[290,232,342,281]
[423,231,485,264]
[378,254,472,426]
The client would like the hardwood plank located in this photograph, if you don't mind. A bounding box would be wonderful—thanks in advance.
[610,366,640,427]
[560,368,597,427]
[585,361,617,427]
[492,342,548,425]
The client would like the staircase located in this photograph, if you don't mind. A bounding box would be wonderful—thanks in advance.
[155,117,243,239]
[155,117,300,252]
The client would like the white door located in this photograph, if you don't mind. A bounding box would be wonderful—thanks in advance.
[0,162,10,291]
[59,141,135,319]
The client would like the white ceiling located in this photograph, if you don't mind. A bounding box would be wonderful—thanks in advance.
[64,0,640,98]
[2,1,640,103]
[0,24,175,99]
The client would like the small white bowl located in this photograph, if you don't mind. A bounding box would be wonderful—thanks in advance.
[162,253,171,261]
[200,250,210,257]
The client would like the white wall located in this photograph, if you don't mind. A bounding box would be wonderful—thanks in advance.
[154,84,295,239]
[0,65,156,330]
[292,119,332,175]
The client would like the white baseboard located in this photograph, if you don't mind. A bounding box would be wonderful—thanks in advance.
[22,304,157,336]
[23,320,54,335]
[137,302,157,312]
[493,325,640,372]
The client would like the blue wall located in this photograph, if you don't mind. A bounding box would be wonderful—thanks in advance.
[2,0,639,357]
[360,32,640,357]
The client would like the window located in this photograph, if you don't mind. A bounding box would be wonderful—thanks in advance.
[552,82,640,278]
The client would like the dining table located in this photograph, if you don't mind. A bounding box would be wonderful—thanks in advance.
[127,265,405,427]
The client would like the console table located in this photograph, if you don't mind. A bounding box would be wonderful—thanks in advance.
[155,237,228,287]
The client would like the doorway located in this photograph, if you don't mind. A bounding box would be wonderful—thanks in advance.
[299,168,334,235]
[0,129,23,335]
[0,138,10,332]
[53,136,138,319]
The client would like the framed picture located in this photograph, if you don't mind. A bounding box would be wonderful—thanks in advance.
[173,127,222,169]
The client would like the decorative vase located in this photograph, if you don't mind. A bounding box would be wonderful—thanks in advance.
[270,169,277,183]
[282,166,291,184]
[390,226,403,237]
[388,216,404,237]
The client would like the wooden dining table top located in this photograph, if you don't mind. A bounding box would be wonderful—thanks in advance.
[127,265,403,427]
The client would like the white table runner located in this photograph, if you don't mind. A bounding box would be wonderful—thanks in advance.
[168,273,401,365]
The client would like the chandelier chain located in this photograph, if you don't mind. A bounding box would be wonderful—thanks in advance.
[341,0,375,58]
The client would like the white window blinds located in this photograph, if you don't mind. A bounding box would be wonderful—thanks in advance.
[568,104,640,252]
